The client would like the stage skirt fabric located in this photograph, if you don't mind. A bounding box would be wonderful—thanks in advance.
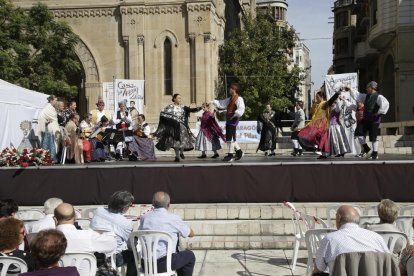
[195,131,222,151]
[329,124,351,155]
[128,137,156,161]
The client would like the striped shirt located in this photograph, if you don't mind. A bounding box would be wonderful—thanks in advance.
[315,223,390,272]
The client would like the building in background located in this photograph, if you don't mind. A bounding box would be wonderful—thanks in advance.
[332,0,414,122]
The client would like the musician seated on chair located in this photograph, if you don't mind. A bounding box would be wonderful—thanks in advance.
[313,205,389,275]
[112,101,133,160]
[128,114,156,161]
[139,191,195,276]
[89,116,111,162]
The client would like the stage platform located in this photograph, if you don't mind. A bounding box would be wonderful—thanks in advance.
[1,153,414,205]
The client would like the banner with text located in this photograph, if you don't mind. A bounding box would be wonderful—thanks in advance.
[325,73,359,154]
[114,79,145,114]
[217,121,260,143]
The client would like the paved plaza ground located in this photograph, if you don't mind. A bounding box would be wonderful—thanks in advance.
[192,249,308,276]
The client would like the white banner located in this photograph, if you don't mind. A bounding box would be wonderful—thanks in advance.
[217,121,260,143]
[325,73,359,154]
[102,82,116,116]
[114,79,145,114]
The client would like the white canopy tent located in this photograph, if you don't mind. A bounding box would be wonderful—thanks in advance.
[0,79,49,149]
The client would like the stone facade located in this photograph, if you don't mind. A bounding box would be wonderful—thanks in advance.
[333,0,414,122]
[14,0,237,124]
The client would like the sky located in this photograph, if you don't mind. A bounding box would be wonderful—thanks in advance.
[288,0,335,91]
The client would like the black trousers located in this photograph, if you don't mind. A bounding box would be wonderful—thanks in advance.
[142,250,195,276]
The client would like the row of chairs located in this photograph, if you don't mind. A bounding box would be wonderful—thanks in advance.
[0,230,176,276]
[290,204,414,273]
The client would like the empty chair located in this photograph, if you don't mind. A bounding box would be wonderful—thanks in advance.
[374,230,409,256]
[129,230,176,276]
[15,209,44,221]
[60,252,97,276]
[331,251,399,276]
[396,216,414,244]
[80,208,97,219]
[304,228,336,276]
[290,209,327,272]
[0,256,28,276]
[359,215,380,226]
[362,204,378,216]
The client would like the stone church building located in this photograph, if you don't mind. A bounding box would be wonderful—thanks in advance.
[15,0,246,123]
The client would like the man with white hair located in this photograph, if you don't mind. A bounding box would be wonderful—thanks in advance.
[314,205,389,274]
[26,197,63,233]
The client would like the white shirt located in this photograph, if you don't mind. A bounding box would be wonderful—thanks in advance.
[56,224,117,254]
[213,96,245,118]
[139,208,191,258]
[26,214,55,233]
[79,120,94,130]
[315,223,390,272]
[90,207,133,253]
[350,89,390,115]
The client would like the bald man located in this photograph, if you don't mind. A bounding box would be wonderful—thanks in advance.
[139,191,195,276]
[314,205,389,273]
[55,203,116,276]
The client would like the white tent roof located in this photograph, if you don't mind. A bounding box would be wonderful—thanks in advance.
[0,79,49,149]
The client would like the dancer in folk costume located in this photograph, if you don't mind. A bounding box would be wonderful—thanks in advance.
[211,83,245,162]
[298,91,340,159]
[257,104,278,156]
[290,101,306,157]
[329,95,351,157]
[195,103,226,159]
[154,94,201,162]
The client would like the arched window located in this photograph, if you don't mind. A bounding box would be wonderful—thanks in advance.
[164,38,172,95]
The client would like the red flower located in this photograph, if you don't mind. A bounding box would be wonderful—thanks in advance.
[21,162,29,168]
[23,149,28,154]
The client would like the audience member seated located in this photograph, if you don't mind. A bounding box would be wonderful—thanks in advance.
[90,191,136,276]
[128,114,156,161]
[399,218,414,276]
[27,198,63,233]
[139,191,196,276]
[20,229,79,276]
[0,217,35,273]
[314,205,389,275]
[55,203,117,276]
[0,198,19,219]
[363,199,404,256]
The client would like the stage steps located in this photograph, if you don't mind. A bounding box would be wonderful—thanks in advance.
[153,134,414,156]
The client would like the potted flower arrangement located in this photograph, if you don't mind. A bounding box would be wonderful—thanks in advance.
[0,148,53,167]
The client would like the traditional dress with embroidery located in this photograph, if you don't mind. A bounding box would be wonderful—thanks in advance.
[195,111,225,152]
[329,103,351,155]
[128,123,156,161]
[154,104,200,151]
[298,93,340,153]
[257,110,277,152]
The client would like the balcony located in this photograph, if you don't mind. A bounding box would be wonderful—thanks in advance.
[334,0,354,9]
[368,0,397,49]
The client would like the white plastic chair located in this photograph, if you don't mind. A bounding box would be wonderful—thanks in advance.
[15,209,45,221]
[60,252,97,276]
[396,216,414,244]
[407,257,414,276]
[359,215,380,226]
[374,230,409,255]
[362,204,378,216]
[129,230,177,276]
[291,211,327,272]
[304,228,337,276]
[81,208,97,219]
[0,256,28,276]
[400,205,414,216]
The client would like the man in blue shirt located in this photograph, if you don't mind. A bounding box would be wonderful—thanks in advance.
[139,191,195,276]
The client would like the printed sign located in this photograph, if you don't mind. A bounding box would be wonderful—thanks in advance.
[114,79,145,114]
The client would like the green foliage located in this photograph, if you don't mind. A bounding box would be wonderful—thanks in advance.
[218,9,304,119]
[0,0,81,99]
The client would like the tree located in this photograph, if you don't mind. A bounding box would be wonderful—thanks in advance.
[0,0,81,99]
[218,9,304,119]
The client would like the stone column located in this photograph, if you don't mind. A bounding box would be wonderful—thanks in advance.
[137,35,145,80]
[123,36,130,79]
[189,33,196,104]
[85,83,102,112]
[204,32,213,102]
